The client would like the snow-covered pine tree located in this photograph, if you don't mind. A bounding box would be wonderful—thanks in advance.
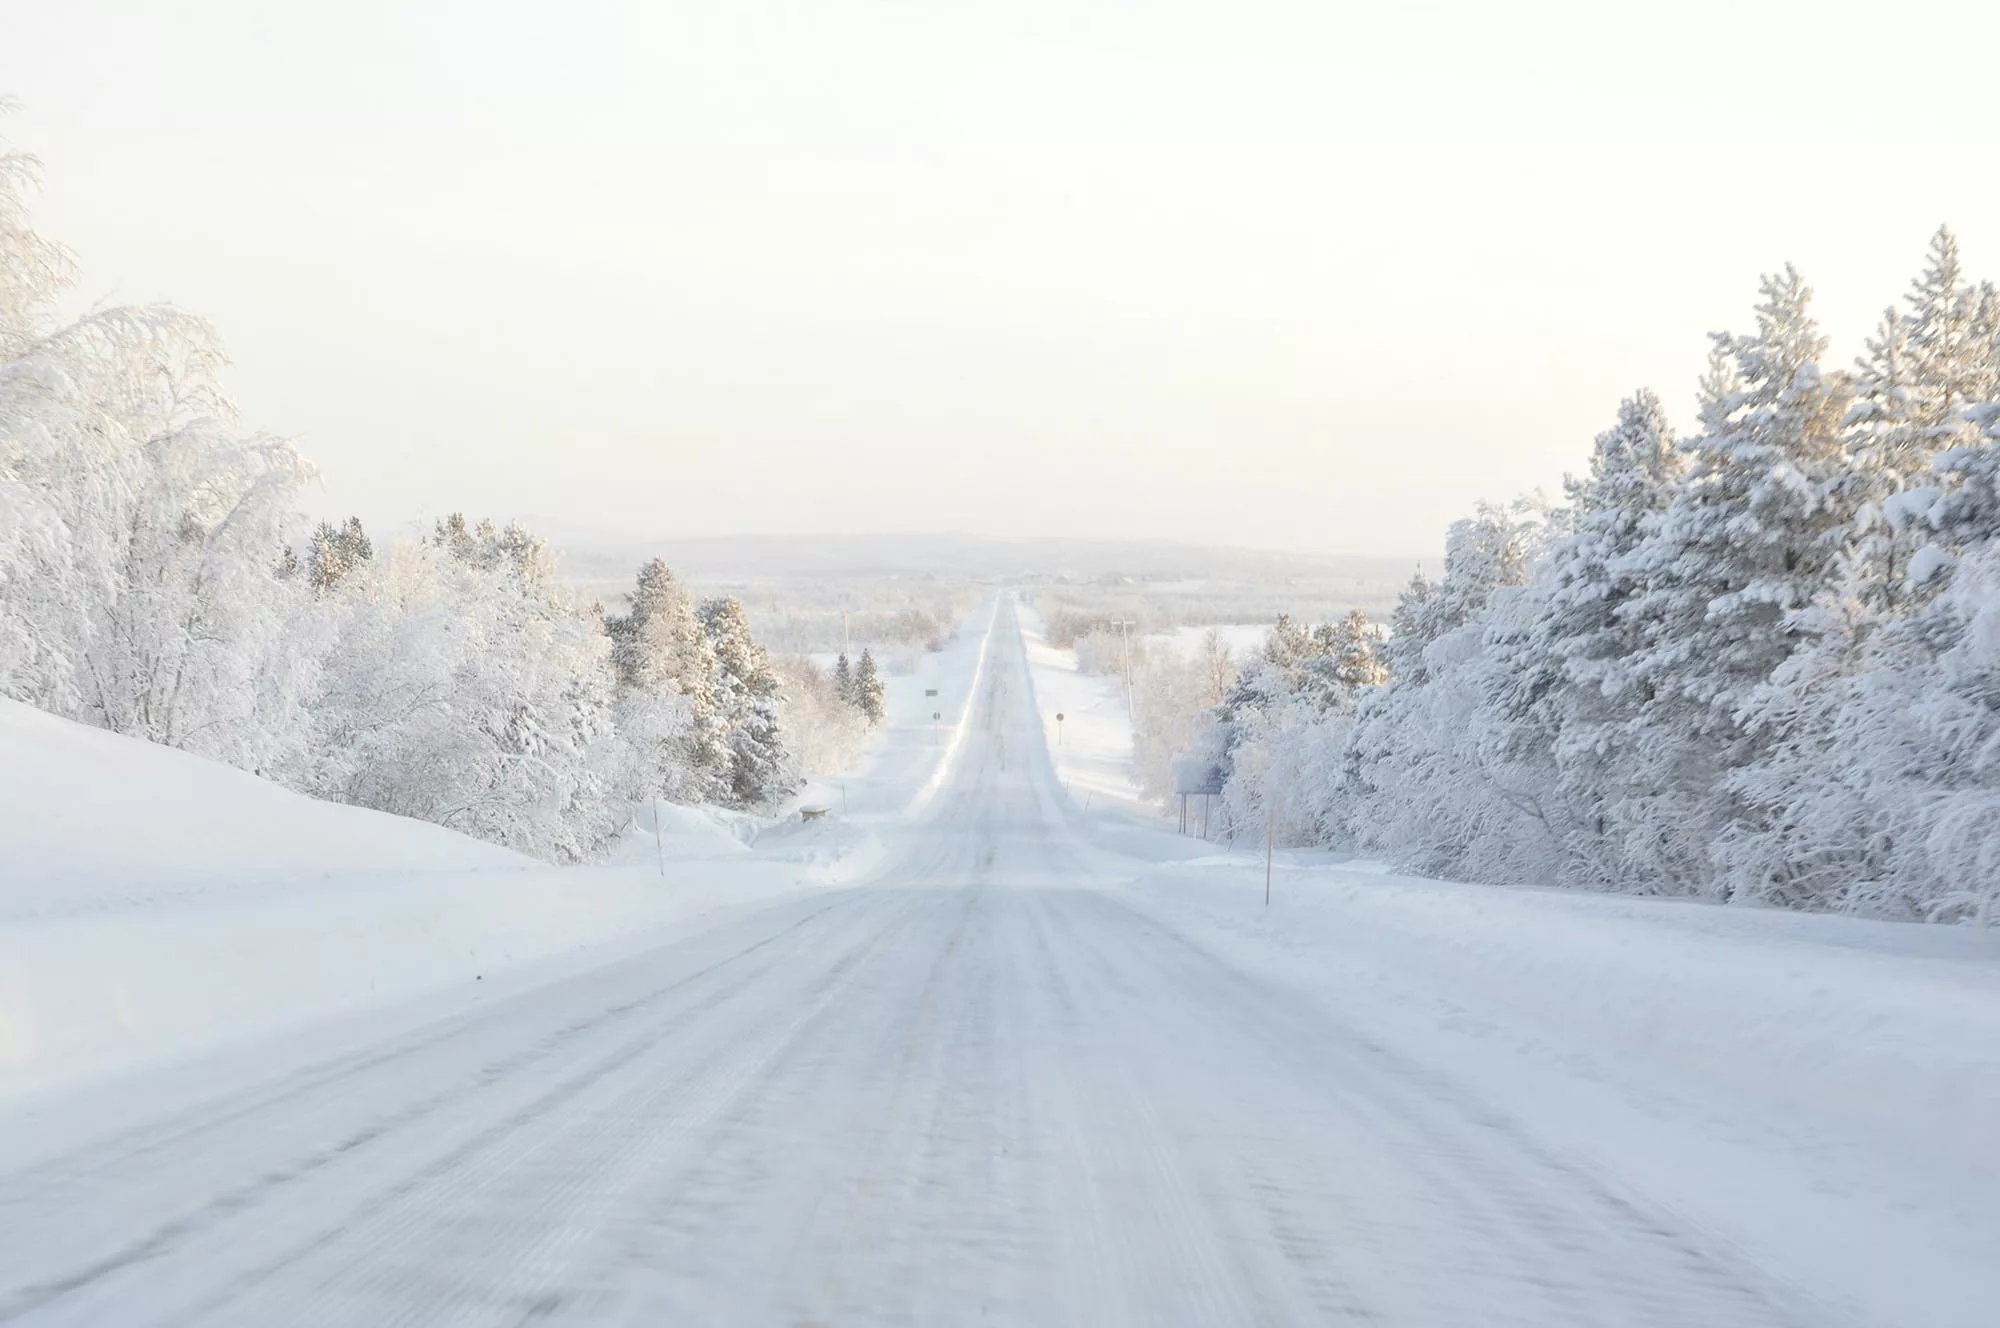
[599,558,721,801]
[1343,502,1554,880]
[306,517,373,592]
[1843,228,2000,615]
[698,595,794,807]
[853,648,887,725]
[606,560,707,692]
[1723,240,2000,906]
[1616,269,1851,896]
[833,652,855,708]
[1925,404,2000,564]
[1325,610,1390,692]
[1484,392,1682,889]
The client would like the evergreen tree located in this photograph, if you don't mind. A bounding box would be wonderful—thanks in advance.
[833,651,854,707]
[1627,272,1849,722]
[605,559,727,799]
[1324,610,1390,692]
[1616,269,1851,893]
[1927,405,2000,561]
[698,596,794,806]
[1844,228,2000,614]
[1482,393,1684,888]
[1383,569,1437,681]
[853,648,886,725]
[306,517,373,592]
[1295,611,1387,711]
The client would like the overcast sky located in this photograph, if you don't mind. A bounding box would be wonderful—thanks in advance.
[6,1,1999,556]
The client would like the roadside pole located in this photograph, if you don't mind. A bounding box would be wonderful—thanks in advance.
[1265,805,1274,909]
[653,796,666,879]
[1110,618,1136,714]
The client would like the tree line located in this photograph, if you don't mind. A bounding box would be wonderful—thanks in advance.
[0,125,809,861]
[1200,229,2000,923]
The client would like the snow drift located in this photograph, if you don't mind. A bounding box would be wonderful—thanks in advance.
[0,699,806,1100]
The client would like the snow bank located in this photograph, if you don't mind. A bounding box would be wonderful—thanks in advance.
[1117,857,2000,1327]
[0,696,527,924]
[0,705,793,1101]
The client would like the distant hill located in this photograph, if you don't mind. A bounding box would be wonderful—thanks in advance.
[558,532,1424,592]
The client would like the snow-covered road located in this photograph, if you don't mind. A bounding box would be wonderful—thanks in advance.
[0,603,1971,1325]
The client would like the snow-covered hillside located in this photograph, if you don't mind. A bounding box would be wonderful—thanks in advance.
[0,697,529,921]
[0,611,990,1102]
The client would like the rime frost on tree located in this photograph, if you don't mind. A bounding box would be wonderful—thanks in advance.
[852,649,886,726]
[306,517,373,591]
[698,596,795,808]
[1179,239,2000,918]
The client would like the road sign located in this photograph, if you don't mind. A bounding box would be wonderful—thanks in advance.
[1173,759,1225,797]
[1056,712,1064,722]
[925,688,938,697]
[933,712,941,721]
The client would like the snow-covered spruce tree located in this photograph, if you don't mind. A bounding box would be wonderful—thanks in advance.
[1613,269,1852,898]
[832,651,854,707]
[698,596,795,807]
[604,558,725,802]
[1718,239,2000,907]
[1481,392,1684,890]
[0,124,320,777]
[1303,610,1390,703]
[1207,602,1398,848]
[852,648,886,726]
[306,517,373,592]
[1344,502,1556,881]
[1832,541,2000,922]
[1841,228,2000,617]
[1721,524,2000,923]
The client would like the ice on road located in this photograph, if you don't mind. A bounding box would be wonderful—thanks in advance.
[0,606,1915,1325]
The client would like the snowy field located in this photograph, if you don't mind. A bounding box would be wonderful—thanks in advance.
[1,596,1995,1325]
[1015,603,1155,821]
[1141,621,1272,658]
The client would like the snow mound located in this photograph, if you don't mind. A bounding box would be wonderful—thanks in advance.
[751,813,887,884]
[0,697,527,924]
[0,701,813,1102]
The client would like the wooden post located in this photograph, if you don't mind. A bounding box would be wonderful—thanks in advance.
[653,797,666,879]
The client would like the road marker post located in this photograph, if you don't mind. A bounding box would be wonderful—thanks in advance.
[1265,809,1274,909]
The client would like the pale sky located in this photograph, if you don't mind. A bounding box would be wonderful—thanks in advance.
[6,1,1999,557]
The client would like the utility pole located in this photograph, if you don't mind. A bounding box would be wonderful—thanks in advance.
[1108,617,1136,715]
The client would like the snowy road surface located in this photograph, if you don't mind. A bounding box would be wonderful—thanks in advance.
[0,605,1948,1326]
